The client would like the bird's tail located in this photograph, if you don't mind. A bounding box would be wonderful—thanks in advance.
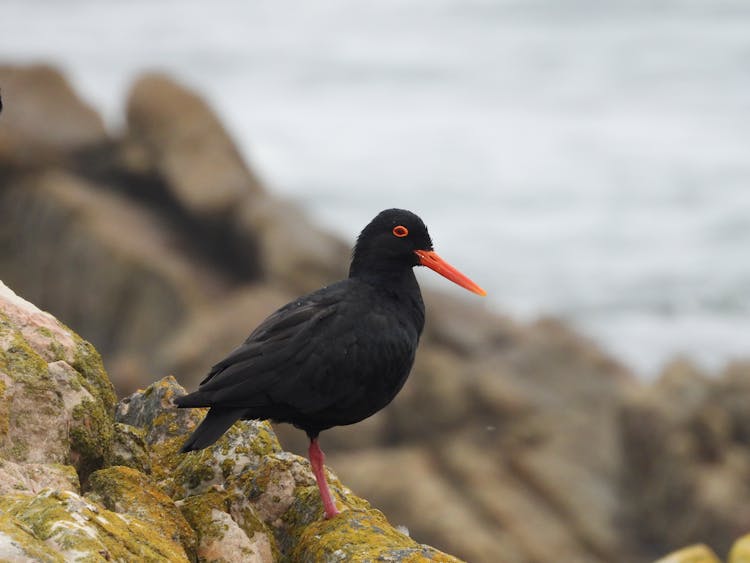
[179,408,244,453]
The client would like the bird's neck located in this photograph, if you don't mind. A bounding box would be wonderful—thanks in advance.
[348,259,418,292]
[349,265,425,324]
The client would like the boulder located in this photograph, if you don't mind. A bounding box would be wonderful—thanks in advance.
[118,376,464,562]
[654,544,721,563]
[179,490,277,562]
[235,196,349,293]
[730,533,750,563]
[0,171,228,393]
[0,280,115,482]
[124,72,263,217]
[86,465,197,557]
[620,360,750,560]
[0,489,189,561]
[0,64,107,167]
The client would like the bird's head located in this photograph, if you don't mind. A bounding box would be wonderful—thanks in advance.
[350,208,486,296]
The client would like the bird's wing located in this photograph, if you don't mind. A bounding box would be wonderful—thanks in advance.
[191,281,366,413]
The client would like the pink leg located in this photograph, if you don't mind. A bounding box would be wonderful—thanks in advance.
[308,438,340,519]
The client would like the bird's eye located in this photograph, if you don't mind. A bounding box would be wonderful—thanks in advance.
[392,225,409,238]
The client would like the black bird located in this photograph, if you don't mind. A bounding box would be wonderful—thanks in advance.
[175,208,485,518]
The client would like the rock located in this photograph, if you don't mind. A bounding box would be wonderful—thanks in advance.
[620,360,750,560]
[0,171,227,393]
[119,376,468,561]
[0,510,65,562]
[422,291,521,357]
[654,544,721,563]
[0,281,467,561]
[0,280,115,482]
[0,489,189,561]
[86,466,196,558]
[6,63,750,563]
[330,447,524,563]
[289,509,463,563]
[236,196,349,293]
[0,64,107,167]
[125,72,263,217]
[108,423,151,474]
[0,461,79,496]
[179,490,277,563]
[730,533,750,563]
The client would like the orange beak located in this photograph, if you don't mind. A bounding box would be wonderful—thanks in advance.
[414,250,487,296]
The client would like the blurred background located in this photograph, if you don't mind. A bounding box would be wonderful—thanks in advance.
[3,0,749,376]
[1,1,750,562]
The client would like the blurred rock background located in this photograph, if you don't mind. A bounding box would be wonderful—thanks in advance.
[1,64,749,562]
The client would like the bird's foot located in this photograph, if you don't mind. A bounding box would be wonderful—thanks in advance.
[323,500,341,519]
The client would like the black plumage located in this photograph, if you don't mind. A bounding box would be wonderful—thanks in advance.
[175,208,485,518]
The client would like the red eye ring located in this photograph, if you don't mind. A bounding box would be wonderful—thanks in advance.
[392,225,409,238]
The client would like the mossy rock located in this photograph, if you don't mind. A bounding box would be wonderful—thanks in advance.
[0,489,189,561]
[107,422,152,473]
[86,465,196,558]
[168,419,282,499]
[116,376,283,498]
[290,508,464,563]
[0,311,114,483]
[180,489,279,562]
[0,510,65,562]
[655,544,721,563]
[0,460,79,496]
[730,534,750,563]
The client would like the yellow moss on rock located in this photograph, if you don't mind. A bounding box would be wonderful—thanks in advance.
[290,507,464,563]
[69,336,117,416]
[0,310,115,482]
[0,510,65,562]
[179,489,279,561]
[730,534,750,563]
[165,419,281,500]
[655,544,721,563]
[86,465,197,558]
[70,398,115,481]
[0,489,189,561]
[107,422,152,473]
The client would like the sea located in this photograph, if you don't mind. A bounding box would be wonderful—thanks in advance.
[2,0,749,378]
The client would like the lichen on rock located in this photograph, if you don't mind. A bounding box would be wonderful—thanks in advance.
[179,490,278,562]
[0,489,189,561]
[0,270,472,561]
[0,282,115,483]
[86,465,196,558]
[0,460,79,496]
[108,422,151,473]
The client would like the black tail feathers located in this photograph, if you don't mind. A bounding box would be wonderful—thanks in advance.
[179,408,244,453]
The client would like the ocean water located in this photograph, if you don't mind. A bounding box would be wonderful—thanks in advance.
[2,0,749,377]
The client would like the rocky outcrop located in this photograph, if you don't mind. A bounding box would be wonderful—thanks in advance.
[0,280,462,561]
[0,64,107,167]
[2,63,750,562]
[124,72,264,218]
[0,280,115,482]
[621,359,750,560]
